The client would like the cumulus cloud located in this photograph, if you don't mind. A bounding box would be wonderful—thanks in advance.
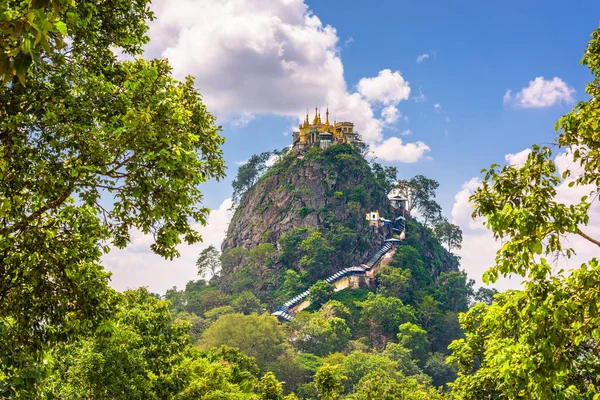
[452,149,599,290]
[145,0,427,155]
[503,77,575,108]
[103,199,234,294]
[400,129,412,136]
[504,148,531,167]
[381,105,400,124]
[357,69,411,106]
[369,137,430,163]
[416,53,430,63]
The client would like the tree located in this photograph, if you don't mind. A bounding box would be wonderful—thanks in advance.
[376,265,413,302]
[257,372,285,400]
[0,0,226,388]
[397,323,429,366]
[420,199,442,227]
[1,0,72,84]
[279,227,310,268]
[293,313,351,356]
[449,26,600,399]
[43,289,191,399]
[199,313,289,371]
[232,291,265,315]
[395,175,439,214]
[309,281,335,308]
[232,151,272,204]
[196,245,222,279]
[220,247,249,274]
[358,293,417,347]
[472,286,498,306]
[433,218,463,251]
[299,232,334,281]
[423,352,456,389]
[371,163,398,195]
[314,364,345,400]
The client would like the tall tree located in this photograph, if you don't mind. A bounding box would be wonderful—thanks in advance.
[449,26,600,399]
[231,151,272,204]
[0,0,226,382]
[433,217,463,251]
[196,245,222,279]
[395,175,439,214]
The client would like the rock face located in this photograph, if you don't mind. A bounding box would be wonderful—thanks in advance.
[222,145,394,267]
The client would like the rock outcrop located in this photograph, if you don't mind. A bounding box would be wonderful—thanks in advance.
[222,145,394,267]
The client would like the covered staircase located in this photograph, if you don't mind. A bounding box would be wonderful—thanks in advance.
[272,238,401,321]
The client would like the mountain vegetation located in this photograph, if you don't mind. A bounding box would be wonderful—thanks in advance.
[1,0,599,397]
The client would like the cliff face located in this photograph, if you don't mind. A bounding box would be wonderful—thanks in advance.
[222,145,393,267]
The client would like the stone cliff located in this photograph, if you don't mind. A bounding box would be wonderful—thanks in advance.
[222,145,394,268]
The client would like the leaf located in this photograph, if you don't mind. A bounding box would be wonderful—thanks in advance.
[53,20,68,36]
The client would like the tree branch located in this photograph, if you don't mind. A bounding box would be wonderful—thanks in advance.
[577,228,600,248]
[0,187,73,235]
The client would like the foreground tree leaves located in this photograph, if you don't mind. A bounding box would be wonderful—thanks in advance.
[448,25,600,399]
[0,0,226,394]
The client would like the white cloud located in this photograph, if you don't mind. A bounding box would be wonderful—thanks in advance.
[502,90,512,105]
[400,129,412,136]
[504,148,531,167]
[369,137,430,163]
[145,0,428,153]
[503,77,575,108]
[381,105,400,124]
[103,199,234,294]
[235,160,248,166]
[357,69,411,106]
[413,88,427,103]
[434,103,442,113]
[231,112,256,127]
[452,148,600,291]
[416,53,430,63]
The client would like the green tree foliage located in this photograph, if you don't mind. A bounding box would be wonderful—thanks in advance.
[300,232,334,281]
[256,371,285,400]
[196,245,222,279]
[389,245,431,288]
[319,300,352,322]
[472,286,498,306]
[376,266,412,302]
[448,26,600,399]
[44,289,190,399]
[433,218,463,251]
[293,313,351,356]
[232,151,272,204]
[396,175,439,215]
[314,364,346,400]
[359,294,417,348]
[0,0,225,368]
[309,280,336,308]
[434,272,474,313]
[279,227,311,268]
[397,323,429,366]
[199,313,289,371]
[370,163,398,195]
[232,291,265,315]
[423,352,456,389]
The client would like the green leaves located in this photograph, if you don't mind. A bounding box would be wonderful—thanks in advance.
[450,24,600,400]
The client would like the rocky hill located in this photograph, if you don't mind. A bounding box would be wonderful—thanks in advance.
[222,144,394,270]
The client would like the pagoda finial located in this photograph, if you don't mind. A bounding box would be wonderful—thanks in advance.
[313,105,319,125]
[325,104,330,125]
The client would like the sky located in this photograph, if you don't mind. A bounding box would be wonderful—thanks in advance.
[103,0,600,294]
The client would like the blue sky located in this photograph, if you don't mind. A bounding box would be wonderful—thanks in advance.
[104,0,600,293]
[200,0,600,213]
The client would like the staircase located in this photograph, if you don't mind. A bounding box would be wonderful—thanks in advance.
[272,238,401,322]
